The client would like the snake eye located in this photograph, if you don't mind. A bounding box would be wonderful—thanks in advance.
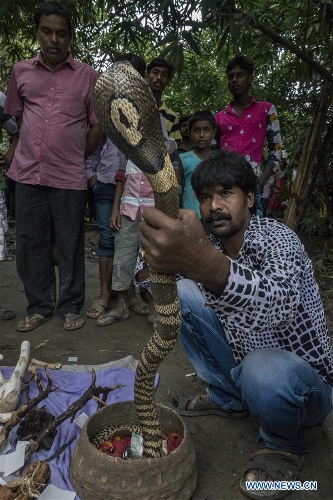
[117,107,131,128]
[109,97,142,147]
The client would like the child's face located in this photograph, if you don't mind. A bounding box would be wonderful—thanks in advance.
[190,120,216,151]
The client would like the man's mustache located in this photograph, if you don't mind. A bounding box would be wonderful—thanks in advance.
[205,212,232,223]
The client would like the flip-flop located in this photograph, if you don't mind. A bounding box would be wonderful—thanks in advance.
[0,307,16,321]
[16,314,51,332]
[96,306,129,326]
[63,314,85,331]
[170,393,249,418]
[239,448,304,499]
[86,298,109,319]
[128,297,149,315]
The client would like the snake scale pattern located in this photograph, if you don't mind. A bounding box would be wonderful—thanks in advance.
[93,62,181,458]
[91,425,142,448]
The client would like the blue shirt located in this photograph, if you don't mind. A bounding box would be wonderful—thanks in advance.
[180,150,203,217]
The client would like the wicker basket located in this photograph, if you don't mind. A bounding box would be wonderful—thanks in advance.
[70,401,197,500]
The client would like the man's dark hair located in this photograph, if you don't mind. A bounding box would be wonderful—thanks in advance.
[35,1,72,35]
[191,150,257,214]
[226,56,254,75]
[146,58,174,78]
[188,110,216,131]
[179,114,191,127]
[115,53,146,78]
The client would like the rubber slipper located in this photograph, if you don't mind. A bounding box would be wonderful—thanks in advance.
[170,393,249,418]
[239,448,304,499]
[86,298,109,319]
[63,314,85,331]
[16,314,51,332]
[96,306,129,326]
[128,297,149,315]
[0,307,16,321]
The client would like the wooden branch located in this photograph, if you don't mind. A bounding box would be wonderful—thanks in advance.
[283,81,333,229]
[218,5,333,85]
[0,342,31,416]
[27,359,62,374]
[0,368,57,447]
[250,18,333,84]
[24,369,124,462]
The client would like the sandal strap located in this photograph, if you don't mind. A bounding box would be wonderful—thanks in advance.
[185,393,220,411]
[243,448,304,483]
[251,448,303,467]
[25,313,46,322]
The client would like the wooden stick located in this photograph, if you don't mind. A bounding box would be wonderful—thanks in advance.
[28,359,62,371]
[0,342,31,416]
[0,368,57,447]
[24,370,124,462]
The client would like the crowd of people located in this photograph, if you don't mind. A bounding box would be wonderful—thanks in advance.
[0,1,332,498]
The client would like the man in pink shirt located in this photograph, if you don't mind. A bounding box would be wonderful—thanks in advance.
[4,1,102,332]
[215,56,282,216]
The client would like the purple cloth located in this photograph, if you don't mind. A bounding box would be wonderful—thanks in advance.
[1,365,158,498]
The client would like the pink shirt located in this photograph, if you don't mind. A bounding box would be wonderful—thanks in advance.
[215,97,282,177]
[5,52,99,190]
[119,160,155,221]
[115,115,176,221]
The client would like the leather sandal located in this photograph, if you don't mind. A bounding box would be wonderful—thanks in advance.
[239,448,304,499]
[63,314,85,331]
[170,393,249,418]
[16,314,51,332]
[86,298,109,319]
[96,304,129,326]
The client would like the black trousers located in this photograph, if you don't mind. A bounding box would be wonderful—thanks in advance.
[15,183,86,317]
[5,177,16,218]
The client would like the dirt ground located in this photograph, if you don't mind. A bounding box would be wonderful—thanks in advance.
[1,223,333,500]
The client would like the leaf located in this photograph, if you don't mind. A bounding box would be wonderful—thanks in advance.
[181,30,202,55]
[154,32,179,48]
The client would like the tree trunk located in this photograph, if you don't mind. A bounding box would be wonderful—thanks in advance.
[283,81,333,231]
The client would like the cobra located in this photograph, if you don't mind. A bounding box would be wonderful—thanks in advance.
[93,62,181,458]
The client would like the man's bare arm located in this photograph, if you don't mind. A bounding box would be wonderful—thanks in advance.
[139,208,230,295]
[85,124,104,159]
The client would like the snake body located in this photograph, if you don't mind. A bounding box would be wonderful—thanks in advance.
[93,62,181,458]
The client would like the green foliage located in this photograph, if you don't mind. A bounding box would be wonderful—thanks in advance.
[0,0,332,236]
[298,190,331,239]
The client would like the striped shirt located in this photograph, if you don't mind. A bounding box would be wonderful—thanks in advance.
[159,102,181,141]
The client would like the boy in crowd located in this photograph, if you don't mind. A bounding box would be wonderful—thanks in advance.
[177,115,194,154]
[180,110,217,217]
[145,58,181,141]
[85,53,146,320]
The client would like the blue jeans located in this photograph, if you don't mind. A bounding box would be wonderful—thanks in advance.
[255,183,264,217]
[177,279,333,453]
[93,181,116,257]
